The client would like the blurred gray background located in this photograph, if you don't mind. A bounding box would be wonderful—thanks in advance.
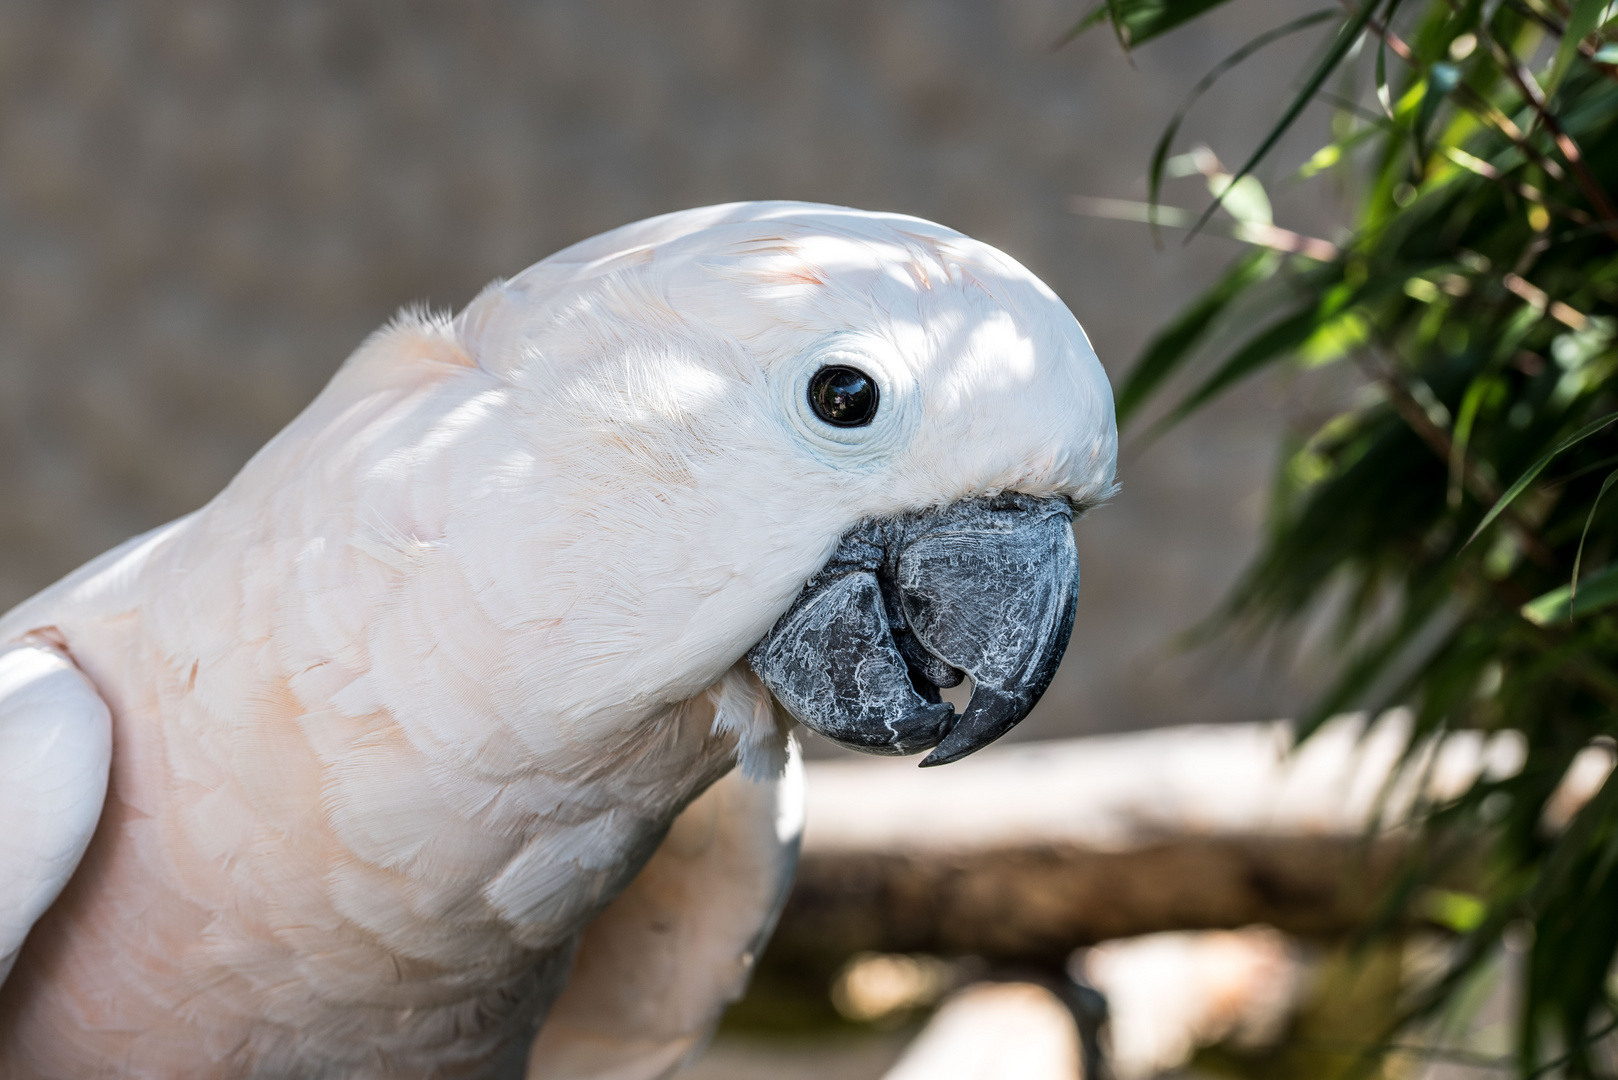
[0,0,1341,742]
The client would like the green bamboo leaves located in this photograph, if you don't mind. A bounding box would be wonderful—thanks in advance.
[1521,562,1618,624]
[1547,0,1611,97]
[1113,249,1278,423]
[1073,0,1618,1072]
[1465,411,1618,548]
[1064,0,1238,49]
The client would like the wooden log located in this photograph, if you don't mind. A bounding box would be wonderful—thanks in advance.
[777,832,1402,963]
[765,714,1561,967]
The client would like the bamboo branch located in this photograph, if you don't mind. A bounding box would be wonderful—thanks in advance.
[1442,146,1596,228]
[1487,38,1618,238]
[1355,351,1558,568]
[1499,0,1618,87]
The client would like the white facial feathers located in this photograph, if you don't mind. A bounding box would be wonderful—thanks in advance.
[456,201,1118,517]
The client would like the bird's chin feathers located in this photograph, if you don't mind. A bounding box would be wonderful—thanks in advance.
[706,664,794,780]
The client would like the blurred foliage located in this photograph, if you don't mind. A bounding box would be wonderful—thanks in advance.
[1073,0,1618,1074]
[1193,941,1406,1080]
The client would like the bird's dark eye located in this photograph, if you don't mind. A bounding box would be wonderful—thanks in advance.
[808,365,879,427]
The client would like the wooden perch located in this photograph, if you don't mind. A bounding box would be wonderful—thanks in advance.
[766,714,1601,966]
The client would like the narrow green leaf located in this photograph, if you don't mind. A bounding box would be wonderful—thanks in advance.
[1104,0,1128,52]
[1158,305,1322,429]
[1188,0,1379,239]
[1147,11,1340,232]
[1114,251,1278,423]
[1065,0,1243,49]
[1546,0,1607,97]
[1520,565,1618,624]
[1055,3,1111,49]
[1448,375,1499,508]
[1465,411,1618,549]
[1572,468,1618,600]
[1414,62,1462,166]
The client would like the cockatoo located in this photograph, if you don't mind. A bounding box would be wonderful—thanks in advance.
[0,201,1116,1078]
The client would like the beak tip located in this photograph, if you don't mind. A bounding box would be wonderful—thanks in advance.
[925,683,1041,766]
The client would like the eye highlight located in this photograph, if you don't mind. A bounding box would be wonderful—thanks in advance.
[808,365,879,427]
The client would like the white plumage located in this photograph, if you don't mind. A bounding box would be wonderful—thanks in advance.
[0,641,112,988]
[0,201,1115,1078]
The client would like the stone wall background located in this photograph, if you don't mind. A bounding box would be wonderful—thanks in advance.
[0,0,1346,743]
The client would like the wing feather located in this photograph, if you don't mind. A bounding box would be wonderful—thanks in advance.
[0,642,112,986]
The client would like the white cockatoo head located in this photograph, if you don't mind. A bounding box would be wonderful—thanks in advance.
[437,201,1115,765]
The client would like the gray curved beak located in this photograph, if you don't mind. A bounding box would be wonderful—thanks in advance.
[746,493,1079,766]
